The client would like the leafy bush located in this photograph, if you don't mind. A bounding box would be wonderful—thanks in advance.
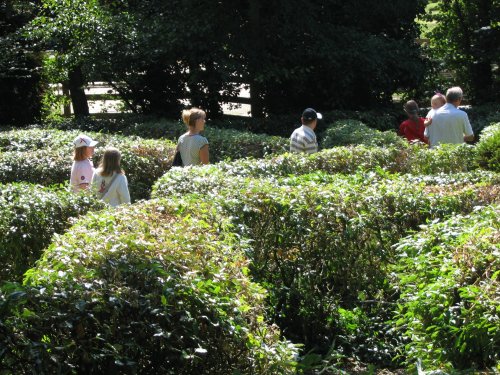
[0,128,176,200]
[475,122,500,172]
[44,117,289,161]
[153,143,480,199]
[391,205,500,372]
[0,199,298,374]
[0,183,104,282]
[462,104,500,136]
[153,168,499,364]
[320,119,407,148]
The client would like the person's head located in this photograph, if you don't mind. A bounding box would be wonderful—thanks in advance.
[446,86,463,105]
[431,93,446,110]
[182,107,206,133]
[301,108,322,129]
[404,100,419,119]
[73,134,98,161]
[98,147,123,176]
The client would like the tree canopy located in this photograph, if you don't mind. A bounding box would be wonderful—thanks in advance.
[1,0,496,123]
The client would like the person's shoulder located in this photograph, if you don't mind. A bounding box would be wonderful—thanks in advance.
[178,132,189,141]
[195,134,208,143]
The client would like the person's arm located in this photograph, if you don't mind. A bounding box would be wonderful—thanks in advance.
[199,144,209,164]
[424,118,432,127]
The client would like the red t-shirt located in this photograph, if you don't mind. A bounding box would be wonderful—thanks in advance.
[399,117,427,144]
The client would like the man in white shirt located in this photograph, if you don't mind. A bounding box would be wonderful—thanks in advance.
[290,108,322,154]
[424,86,474,148]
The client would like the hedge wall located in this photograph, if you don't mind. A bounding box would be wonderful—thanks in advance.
[0,183,104,282]
[43,117,289,162]
[0,128,176,201]
[392,205,500,372]
[153,167,499,365]
[0,199,298,374]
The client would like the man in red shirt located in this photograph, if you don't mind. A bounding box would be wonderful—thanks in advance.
[399,100,427,144]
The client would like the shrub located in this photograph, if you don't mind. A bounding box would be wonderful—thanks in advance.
[320,119,407,148]
[475,122,500,172]
[0,199,298,374]
[43,117,289,161]
[0,183,105,282]
[391,205,500,371]
[152,143,481,199]
[0,128,176,201]
[154,168,499,364]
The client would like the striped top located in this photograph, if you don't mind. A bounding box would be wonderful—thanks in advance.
[290,125,318,154]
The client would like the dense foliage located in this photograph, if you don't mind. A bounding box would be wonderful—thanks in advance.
[152,149,499,367]
[44,117,289,161]
[422,0,499,104]
[0,128,175,200]
[475,122,500,172]
[0,183,104,282]
[0,200,298,374]
[392,205,499,371]
[0,1,43,124]
[25,0,429,119]
[321,120,407,148]
[1,115,499,373]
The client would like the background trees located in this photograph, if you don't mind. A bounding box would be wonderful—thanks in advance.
[0,0,496,125]
[423,0,499,104]
[0,1,43,124]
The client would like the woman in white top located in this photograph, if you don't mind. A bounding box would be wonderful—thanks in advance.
[92,147,131,207]
[70,134,98,193]
[176,107,209,166]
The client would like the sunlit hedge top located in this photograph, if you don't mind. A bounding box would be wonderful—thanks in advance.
[42,119,289,162]
[152,142,483,199]
[0,182,105,282]
[7,199,298,374]
[0,128,176,200]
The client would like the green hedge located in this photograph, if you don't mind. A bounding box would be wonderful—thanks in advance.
[42,117,289,162]
[475,122,500,172]
[153,168,499,365]
[153,143,481,199]
[392,205,500,372]
[0,128,176,201]
[0,199,298,374]
[320,119,406,148]
[0,183,105,282]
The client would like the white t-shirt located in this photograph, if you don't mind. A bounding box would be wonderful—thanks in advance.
[424,103,474,148]
[70,159,94,193]
[177,133,209,166]
[91,171,131,207]
[425,108,437,120]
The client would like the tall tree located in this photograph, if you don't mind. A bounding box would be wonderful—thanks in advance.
[424,0,499,103]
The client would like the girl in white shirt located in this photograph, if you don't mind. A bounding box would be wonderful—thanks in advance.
[92,147,131,207]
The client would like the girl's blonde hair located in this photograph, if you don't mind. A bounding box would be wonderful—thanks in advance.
[73,146,89,161]
[97,147,124,177]
[182,107,206,128]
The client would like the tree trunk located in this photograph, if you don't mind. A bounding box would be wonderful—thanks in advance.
[61,82,71,116]
[68,65,89,117]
